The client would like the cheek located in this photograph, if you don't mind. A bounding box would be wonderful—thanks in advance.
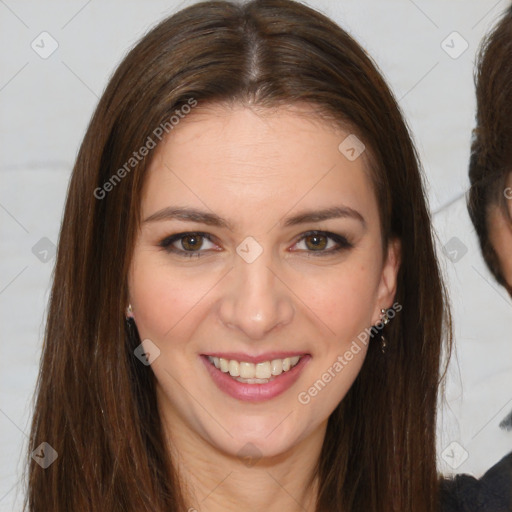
[128,253,212,342]
[292,263,376,415]
[293,260,379,338]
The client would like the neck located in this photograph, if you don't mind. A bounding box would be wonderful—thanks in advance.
[161,411,326,512]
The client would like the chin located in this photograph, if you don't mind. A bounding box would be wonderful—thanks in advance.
[208,410,316,461]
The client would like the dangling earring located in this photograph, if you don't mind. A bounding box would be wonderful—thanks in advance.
[125,303,140,349]
[380,308,389,354]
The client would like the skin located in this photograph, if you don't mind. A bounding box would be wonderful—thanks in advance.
[487,171,512,297]
[127,103,400,511]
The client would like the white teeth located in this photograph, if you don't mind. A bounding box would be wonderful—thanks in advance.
[255,361,271,379]
[228,360,240,377]
[207,355,303,382]
[270,359,282,375]
[235,377,269,384]
[219,358,229,373]
[240,362,255,379]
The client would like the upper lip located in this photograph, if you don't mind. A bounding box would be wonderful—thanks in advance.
[202,352,309,364]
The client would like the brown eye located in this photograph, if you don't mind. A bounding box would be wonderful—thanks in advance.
[181,234,204,251]
[304,233,328,251]
[291,230,353,256]
[159,231,218,258]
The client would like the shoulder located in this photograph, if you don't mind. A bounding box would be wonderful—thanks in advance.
[439,451,512,512]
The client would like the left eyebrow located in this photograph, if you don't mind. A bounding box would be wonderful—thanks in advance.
[283,206,366,229]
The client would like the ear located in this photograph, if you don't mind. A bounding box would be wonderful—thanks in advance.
[373,237,401,324]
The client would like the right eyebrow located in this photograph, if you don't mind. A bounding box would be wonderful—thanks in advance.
[143,206,234,230]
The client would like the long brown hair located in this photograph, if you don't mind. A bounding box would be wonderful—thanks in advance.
[468,5,512,295]
[26,1,452,510]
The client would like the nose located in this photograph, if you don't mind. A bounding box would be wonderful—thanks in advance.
[217,251,295,340]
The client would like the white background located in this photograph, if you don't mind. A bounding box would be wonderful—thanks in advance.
[1,0,512,509]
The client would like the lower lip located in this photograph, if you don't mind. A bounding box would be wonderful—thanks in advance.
[200,355,311,402]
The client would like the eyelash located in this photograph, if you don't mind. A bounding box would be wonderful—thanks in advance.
[158,230,353,258]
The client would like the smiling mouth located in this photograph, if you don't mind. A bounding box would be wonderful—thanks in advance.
[206,355,304,384]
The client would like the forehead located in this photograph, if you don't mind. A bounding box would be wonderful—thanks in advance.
[141,103,379,227]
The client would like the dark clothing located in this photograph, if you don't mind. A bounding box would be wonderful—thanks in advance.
[440,452,512,511]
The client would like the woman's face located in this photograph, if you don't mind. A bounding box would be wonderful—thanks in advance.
[128,104,400,459]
